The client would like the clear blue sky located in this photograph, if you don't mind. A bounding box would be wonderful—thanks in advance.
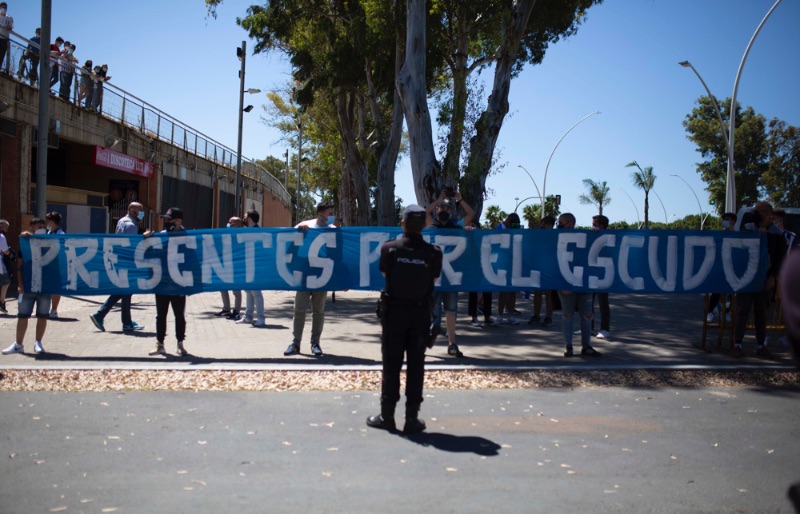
[14,0,800,226]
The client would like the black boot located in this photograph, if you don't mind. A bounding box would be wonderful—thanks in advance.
[403,404,426,434]
[366,403,397,432]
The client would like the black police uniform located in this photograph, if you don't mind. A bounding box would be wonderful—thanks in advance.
[369,233,442,433]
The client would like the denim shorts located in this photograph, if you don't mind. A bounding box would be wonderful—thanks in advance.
[17,293,52,319]
[437,291,458,313]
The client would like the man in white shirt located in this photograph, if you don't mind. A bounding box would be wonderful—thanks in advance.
[0,2,14,74]
[284,201,337,357]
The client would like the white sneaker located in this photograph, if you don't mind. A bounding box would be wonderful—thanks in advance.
[573,329,581,335]
[596,330,611,339]
[507,316,519,325]
[235,316,254,324]
[252,319,266,327]
[2,342,23,355]
[470,317,481,327]
[496,316,508,325]
[706,313,716,323]
[49,310,58,319]
[34,340,45,353]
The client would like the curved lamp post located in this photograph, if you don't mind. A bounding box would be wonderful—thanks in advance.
[517,165,543,215]
[679,0,783,214]
[620,189,642,229]
[541,111,601,217]
[514,196,538,213]
[651,189,669,224]
[671,174,709,230]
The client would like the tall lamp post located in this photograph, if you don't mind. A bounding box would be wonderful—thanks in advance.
[620,189,642,229]
[671,174,709,230]
[234,40,262,216]
[541,111,600,217]
[651,189,669,225]
[679,0,783,214]
[516,165,542,214]
[514,196,538,213]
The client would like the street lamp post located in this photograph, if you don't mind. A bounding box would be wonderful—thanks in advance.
[651,189,669,224]
[671,174,709,230]
[679,0,783,214]
[620,189,642,229]
[514,196,537,213]
[234,41,262,217]
[516,165,542,214]
[541,111,600,217]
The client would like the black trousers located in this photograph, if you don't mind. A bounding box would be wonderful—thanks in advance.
[467,292,492,320]
[381,302,429,407]
[593,293,610,331]
[735,290,770,346]
[156,294,186,343]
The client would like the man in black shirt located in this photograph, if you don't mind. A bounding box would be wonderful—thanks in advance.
[367,205,443,434]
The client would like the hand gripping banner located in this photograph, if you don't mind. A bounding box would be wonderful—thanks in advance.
[19,227,768,296]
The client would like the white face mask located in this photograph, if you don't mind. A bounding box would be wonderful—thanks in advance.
[326,215,336,226]
[137,210,145,221]
[226,223,231,228]
[0,9,7,15]
[35,228,46,235]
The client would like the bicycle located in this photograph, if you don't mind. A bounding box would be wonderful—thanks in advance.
[16,51,38,87]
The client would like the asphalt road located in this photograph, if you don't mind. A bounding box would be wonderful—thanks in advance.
[1,387,799,513]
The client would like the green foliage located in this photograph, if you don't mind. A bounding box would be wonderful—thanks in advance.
[520,195,561,226]
[762,119,800,207]
[626,161,656,230]
[482,205,507,228]
[577,178,611,215]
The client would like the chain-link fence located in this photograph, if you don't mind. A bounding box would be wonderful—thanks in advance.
[4,32,290,206]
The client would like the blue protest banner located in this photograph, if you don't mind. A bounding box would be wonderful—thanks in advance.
[19,228,767,295]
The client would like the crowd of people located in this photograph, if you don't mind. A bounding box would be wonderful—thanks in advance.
[1,3,112,112]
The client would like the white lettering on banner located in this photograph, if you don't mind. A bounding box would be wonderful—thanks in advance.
[557,233,587,287]
[276,232,303,287]
[307,232,336,288]
[512,234,539,287]
[29,239,59,292]
[433,235,466,286]
[65,239,99,290]
[134,237,163,290]
[359,232,390,287]
[103,238,130,288]
[619,236,645,290]
[587,234,616,289]
[683,236,715,290]
[481,234,509,286]
[648,236,678,292]
[167,236,197,288]
[722,238,761,291]
[202,234,234,285]
[236,233,273,282]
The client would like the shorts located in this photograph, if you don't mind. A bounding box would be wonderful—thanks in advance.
[435,291,458,313]
[0,273,9,286]
[17,293,52,319]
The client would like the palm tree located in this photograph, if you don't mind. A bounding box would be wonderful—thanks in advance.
[483,205,507,228]
[578,179,612,216]
[626,161,657,229]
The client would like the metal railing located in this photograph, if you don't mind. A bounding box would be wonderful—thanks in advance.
[3,31,291,206]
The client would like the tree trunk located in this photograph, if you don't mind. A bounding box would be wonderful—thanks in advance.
[643,193,649,230]
[462,0,537,218]
[441,7,471,188]
[397,0,441,205]
[336,88,372,225]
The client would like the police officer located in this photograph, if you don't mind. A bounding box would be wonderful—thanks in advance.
[367,205,443,434]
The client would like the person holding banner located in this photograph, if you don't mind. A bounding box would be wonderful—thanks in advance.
[367,205,442,434]
[556,213,601,358]
[284,201,338,357]
[89,203,146,333]
[218,216,243,319]
[236,210,266,327]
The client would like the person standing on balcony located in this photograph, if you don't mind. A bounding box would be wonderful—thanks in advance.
[91,64,110,113]
[0,2,14,75]
[58,42,76,101]
[78,59,93,107]
[48,37,63,90]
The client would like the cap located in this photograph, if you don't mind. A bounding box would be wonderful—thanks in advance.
[161,207,184,220]
[403,204,426,223]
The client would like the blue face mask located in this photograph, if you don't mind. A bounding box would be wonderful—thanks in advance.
[137,210,145,221]
[226,223,231,228]
[722,220,730,228]
[327,215,336,226]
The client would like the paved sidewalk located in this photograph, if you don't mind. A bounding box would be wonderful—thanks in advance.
[0,290,794,370]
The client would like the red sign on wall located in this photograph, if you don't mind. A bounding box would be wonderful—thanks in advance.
[93,146,154,179]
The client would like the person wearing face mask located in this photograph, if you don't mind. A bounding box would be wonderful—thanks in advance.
[236,210,266,327]
[79,59,94,108]
[218,216,244,319]
[3,218,50,355]
[45,212,65,319]
[0,2,13,76]
[89,203,146,334]
[58,42,77,101]
[91,64,110,113]
[424,189,475,358]
[705,212,738,325]
[284,201,338,357]
[0,219,12,313]
[48,37,63,90]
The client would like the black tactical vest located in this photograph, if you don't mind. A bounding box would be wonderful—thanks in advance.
[386,239,437,301]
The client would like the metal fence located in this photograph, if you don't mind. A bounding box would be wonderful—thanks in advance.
[4,32,291,206]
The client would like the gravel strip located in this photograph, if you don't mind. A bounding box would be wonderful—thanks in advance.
[0,369,798,392]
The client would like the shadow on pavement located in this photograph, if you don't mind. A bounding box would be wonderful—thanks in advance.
[402,432,502,456]
[32,351,380,366]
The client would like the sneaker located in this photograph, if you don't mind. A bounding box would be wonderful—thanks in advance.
[149,343,166,356]
[34,340,45,354]
[470,317,481,327]
[311,343,323,357]
[511,309,521,315]
[252,319,266,327]
[564,347,574,358]
[755,346,774,359]
[122,321,145,332]
[574,329,581,335]
[527,315,541,325]
[216,309,231,317]
[581,346,601,357]
[596,330,611,339]
[235,316,254,325]
[0,301,6,313]
[540,317,553,327]
[507,316,519,326]
[49,310,58,319]
[496,316,508,325]
[2,342,23,355]
[447,344,464,358]
[731,346,744,358]
[284,343,300,356]
[226,310,240,320]
[89,313,105,332]
[706,313,716,323]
